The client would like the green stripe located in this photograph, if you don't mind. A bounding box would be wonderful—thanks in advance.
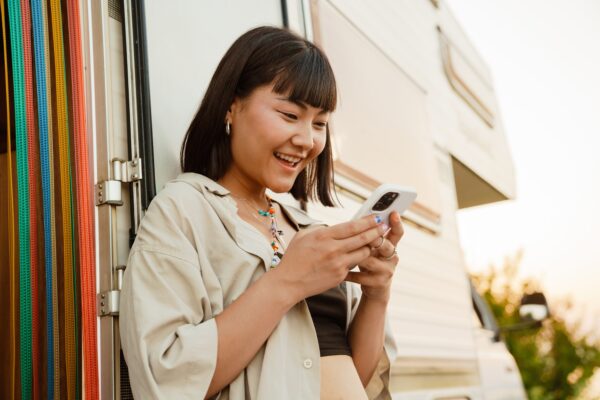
[7,0,32,399]
[67,106,80,400]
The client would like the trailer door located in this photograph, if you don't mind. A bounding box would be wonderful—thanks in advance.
[117,1,311,398]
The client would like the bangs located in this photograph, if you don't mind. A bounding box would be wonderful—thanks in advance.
[272,47,337,112]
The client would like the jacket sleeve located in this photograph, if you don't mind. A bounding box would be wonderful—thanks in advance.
[120,248,219,400]
[347,281,398,400]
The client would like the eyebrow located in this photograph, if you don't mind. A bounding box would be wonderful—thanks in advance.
[276,97,328,115]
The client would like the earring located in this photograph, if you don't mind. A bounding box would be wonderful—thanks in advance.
[225,120,231,136]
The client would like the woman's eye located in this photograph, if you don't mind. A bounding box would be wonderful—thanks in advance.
[314,122,327,130]
[279,111,298,120]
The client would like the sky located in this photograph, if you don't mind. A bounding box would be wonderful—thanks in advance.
[447,0,600,336]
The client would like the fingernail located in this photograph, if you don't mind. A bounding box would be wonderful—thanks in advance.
[380,223,389,232]
[374,215,382,224]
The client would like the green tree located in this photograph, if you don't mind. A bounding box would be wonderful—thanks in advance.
[471,251,600,400]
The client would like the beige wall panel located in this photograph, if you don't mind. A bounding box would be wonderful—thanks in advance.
[144,0,283,191]
[437,3,494,85]
[326,0,436,91]
[316,0,442,218]
[436,3,517,200]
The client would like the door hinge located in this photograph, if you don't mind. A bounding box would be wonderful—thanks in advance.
[97,265,126,317]
[95,180,122,206]
[98,290,120,317]
[112,157,142,183]
[95,158,142,206]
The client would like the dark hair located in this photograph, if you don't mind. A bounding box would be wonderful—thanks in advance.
[180,26,337,206]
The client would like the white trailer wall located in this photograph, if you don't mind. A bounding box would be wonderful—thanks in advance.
[144,0,285,191]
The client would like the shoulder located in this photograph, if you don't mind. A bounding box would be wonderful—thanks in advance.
[145,173,231,216]
[154,172,228,204]
[133,173,230,252]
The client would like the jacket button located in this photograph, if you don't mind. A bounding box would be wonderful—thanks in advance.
[303,358,313,369]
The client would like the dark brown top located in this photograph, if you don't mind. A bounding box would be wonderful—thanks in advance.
[305,283,352,357]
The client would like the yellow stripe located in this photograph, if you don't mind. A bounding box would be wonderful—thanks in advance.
[40,0,61,395]
[1,0,17,397]
[49,0,76,398]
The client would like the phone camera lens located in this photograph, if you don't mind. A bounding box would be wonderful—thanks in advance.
[372,192,399,211]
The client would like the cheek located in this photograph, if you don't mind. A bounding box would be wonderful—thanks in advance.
[312,135,328,157]
[302,135,328,167]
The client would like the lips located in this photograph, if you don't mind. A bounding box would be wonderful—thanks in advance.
[274,151,303,167]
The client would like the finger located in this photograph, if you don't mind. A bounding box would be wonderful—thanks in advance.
[380,252,400,269]
[385,211,404,247]
[356,257,377,272]
[374,238,396,259]
[339,224,388,253]
[344,271,375,286]
[327,214,384,240]
[361,256,396,274]
[367,236,394,256]
[368,234,385,249]
[338,245,372,270]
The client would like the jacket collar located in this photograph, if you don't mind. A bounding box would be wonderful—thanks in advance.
[174,173,322,225]
[173,173,325,270]
[174,172,231,196]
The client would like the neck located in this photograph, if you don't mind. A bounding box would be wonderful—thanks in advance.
[217,169,269,208]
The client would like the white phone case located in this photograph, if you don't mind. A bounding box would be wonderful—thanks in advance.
[352,183,417,226]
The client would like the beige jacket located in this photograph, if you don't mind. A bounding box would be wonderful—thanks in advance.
[120,173,397,400]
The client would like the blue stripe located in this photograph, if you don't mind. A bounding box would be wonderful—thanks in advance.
[30,0,54,398]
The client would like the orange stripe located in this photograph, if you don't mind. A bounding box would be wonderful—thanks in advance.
[66,0,99,398]
[48,0,76,398]
[1,0,17,397]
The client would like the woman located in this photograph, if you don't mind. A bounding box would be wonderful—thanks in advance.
[120,26,403,400]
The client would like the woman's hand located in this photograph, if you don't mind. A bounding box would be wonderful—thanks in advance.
[345,211,404,303]
[273,215,388,301]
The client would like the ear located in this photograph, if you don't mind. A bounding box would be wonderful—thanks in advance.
[226,97,243,123]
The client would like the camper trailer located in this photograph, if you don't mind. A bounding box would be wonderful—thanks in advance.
[1,0,542,399]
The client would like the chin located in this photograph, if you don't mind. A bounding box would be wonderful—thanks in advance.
[266,176,298,194]
[268,182,295,194]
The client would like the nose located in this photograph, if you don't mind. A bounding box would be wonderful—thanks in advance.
[290,123,315,151]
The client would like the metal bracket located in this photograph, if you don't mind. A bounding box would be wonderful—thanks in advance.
[95,157,143,206]
[112,157,142,183]
[95,180,123,206]
[115,264,126,291]
[98,290,120,317]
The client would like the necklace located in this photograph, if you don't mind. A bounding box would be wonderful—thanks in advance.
[258,197,287,268]
[235,195,286,268]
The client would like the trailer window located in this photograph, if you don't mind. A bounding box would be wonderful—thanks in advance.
[439,28,495,128]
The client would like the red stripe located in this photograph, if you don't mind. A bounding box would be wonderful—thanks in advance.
[66,0,99,398]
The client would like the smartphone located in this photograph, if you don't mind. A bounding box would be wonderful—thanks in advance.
[352,183,417,226]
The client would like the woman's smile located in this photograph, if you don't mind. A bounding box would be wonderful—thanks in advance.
[273,151,304,169]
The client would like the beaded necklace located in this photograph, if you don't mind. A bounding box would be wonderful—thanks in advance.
[259,196,287,268]
[236,195,287,268]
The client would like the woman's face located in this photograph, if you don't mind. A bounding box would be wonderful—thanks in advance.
[226,83,330,193]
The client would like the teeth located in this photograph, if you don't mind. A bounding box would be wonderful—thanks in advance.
[275,152,302,164]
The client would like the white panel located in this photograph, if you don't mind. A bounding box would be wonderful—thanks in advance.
[327,0,435,91]
[316,0,442,217]
[144,0,283,191]
[435,2,517,200]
